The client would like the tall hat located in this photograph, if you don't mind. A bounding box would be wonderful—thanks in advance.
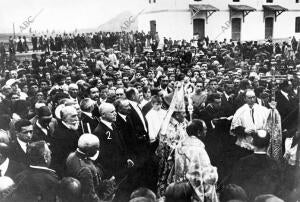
[170,82,186,112]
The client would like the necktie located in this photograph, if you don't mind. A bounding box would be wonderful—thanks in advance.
[251,108,255,124]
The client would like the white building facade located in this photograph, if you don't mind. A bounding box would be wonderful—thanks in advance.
[137,0,300,42]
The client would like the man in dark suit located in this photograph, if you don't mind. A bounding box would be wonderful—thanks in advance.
[155,51,167,66]
[66,133,116,202]
[32,106,53,143]
[50,106,80,177]
[114,99,133,150]
[9,119,33,166]
[0,132,25,180]
[114,98,141,200]
[230,130,281,201]
[31,34,38,52]
[11,141,60,202]
[125,88,153,189]
[125,88,150,149]
[79,98,99,134]
[87,86,101,118]
[275,80,298,138]
[93,103,133,180]
[0,144,25,180]
[221,81,236,117]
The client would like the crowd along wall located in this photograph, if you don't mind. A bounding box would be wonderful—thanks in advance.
[137,0,300,42]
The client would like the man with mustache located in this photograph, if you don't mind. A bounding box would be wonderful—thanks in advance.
[88,86,101,119]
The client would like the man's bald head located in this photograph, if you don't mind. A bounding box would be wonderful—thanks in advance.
[245,89,256,107]
[115,99,131,115]
[78,133,99,152]
[99,103,117,122]
[68,83,78,90]
[78,133,100,157]
[245,89,255,97]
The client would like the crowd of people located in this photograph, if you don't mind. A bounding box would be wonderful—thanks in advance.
[5,31,160,55]
[0,30,300,202]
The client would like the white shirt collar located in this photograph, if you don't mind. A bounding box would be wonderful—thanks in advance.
[223,91,229,100]
[0,158,9,176]
[17,138,27,153]
[129,100,138,107]
[100,98,107,103]
[62,121,71,129]
[36,121,48,136]
[118,113,127,122]
[70,97,78,102]
[100,118,113,130]
[247,103,258,109]
[29,165,56,173]
[82,111,93,118]
[281,90,289,100]
[254,151,267,154]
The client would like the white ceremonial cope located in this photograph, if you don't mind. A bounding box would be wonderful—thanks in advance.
[284,137,298,166]
[231,103,269,150]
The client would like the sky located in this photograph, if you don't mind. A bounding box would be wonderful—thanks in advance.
[0,0,145,33]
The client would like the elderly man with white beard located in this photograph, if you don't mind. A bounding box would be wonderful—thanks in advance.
[50,106,80,177]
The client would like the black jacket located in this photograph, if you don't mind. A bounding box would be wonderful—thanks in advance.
[275,90,298,134]
[230,153,281,200]
[50,121,80,176]
[93,121,129,179]
[80,112,99,134]
[9,140,29,166]
[32,122,52,143]
[5,158,26,180]
[66,151,103,202]
[11,167,59,202]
